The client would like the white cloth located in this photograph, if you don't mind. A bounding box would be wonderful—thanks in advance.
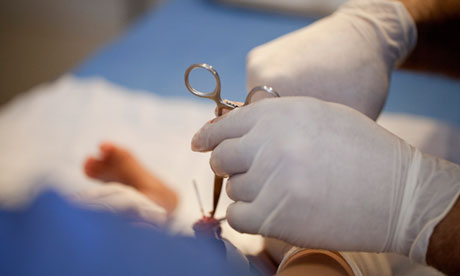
[0,75,263,254]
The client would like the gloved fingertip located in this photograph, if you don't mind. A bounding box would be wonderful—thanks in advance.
[192,117,221,151]
[191,133,204,152]
[191,129,212,152]
[226,202,256,234]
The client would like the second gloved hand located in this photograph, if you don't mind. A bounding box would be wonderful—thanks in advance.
[247,0,417,120]
[191,97,460,264]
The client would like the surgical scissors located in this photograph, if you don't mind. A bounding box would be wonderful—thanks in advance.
[185,63,280,217]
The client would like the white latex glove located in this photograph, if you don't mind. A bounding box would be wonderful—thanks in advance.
[191,97,460,264]
[247,0,417,120]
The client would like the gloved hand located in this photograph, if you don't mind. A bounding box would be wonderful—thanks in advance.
[191,97,460,264]
[246,0,417,120]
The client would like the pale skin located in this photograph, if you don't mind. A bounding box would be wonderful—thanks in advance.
[84,142,178,214]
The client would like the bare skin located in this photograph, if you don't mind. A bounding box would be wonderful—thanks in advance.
[426,197,460,275]
[84,142,178,214]
[398,0,460,78]
[396,1,460,273]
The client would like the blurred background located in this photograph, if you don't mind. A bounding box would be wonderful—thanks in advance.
[0,1,458,274]
[0,0,159,106]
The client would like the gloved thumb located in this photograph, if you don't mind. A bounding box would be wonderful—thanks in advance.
[226,201,263,235]
[191,104,261,152]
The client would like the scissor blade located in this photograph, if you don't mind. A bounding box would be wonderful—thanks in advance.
[210,175,224,218]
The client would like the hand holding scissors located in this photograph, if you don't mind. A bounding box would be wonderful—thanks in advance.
[185,63,280,217]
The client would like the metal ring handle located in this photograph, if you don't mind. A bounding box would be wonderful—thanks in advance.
[184,63,221,99]
[245,85,280,105]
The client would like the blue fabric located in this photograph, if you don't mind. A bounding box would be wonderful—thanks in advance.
[0,191,253,276]
[74,0,460,126]
[74,0,314,101]
[387,71,460,126]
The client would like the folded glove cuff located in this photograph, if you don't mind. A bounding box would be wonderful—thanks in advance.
[394,150,460,264]
[338,0,417,67]
[410,189,460,264]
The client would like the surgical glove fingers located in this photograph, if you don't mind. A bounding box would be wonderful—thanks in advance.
[210,137,252,177]
[227,179,286,236]
[213,97,393,251]
[226,145,282,202]
[195,96,460,264]
[226,173,259,202]
[226,201,263,234]
[192,101,266,152]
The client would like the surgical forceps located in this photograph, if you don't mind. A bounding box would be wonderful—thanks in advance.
[185,63,280,217]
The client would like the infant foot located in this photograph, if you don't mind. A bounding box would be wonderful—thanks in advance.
[84,142,178,214]
[84,142,139,185]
